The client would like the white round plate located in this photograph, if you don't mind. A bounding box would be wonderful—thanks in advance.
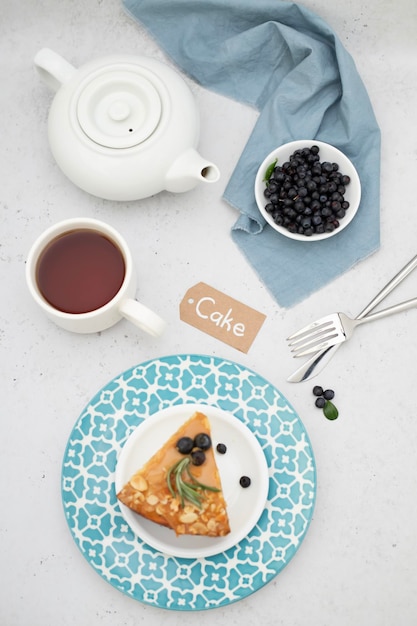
[115,403,269,558]
[254,139,361,241]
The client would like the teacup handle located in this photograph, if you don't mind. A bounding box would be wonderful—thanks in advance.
[34,48,77,92]
[119,299,167,337]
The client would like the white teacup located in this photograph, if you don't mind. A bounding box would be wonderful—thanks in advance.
[26,217,166,336]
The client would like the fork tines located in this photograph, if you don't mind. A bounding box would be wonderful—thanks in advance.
[287,315,340,357]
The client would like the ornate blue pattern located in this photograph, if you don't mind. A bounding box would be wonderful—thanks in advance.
[62,354,316,610]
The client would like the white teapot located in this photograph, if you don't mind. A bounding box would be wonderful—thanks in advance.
[34,48,220,201]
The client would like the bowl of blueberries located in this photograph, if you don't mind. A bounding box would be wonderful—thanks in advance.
[254,140,361,241]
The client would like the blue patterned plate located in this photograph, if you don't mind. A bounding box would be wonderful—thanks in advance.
[115,402,270,558]
[62,354,316,610]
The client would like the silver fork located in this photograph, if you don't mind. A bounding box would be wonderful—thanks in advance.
[287,253,417,379]
[287,296,417,358]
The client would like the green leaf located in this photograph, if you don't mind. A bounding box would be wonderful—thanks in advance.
[323,400,339,420]
[263,158,278,182]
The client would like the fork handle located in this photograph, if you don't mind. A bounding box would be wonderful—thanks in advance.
[357,254,417,320]
[357,296,417,325]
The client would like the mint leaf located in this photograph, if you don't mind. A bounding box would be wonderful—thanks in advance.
[263,158,278,182]
[323,400,339,420]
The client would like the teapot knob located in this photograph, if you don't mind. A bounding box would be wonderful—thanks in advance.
[108,100,131,121]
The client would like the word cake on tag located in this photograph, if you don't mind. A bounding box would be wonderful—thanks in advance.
[180,282,266,353]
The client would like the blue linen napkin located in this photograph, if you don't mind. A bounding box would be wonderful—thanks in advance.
[123,0,381,307]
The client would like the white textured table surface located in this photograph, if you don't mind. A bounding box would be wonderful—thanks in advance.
[1,1,417,625]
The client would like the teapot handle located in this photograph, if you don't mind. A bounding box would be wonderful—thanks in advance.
[34,48,77,92]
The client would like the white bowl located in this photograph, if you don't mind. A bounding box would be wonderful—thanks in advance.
[254,140,361,241]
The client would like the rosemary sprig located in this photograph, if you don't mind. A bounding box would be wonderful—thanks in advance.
[166,457,220,508]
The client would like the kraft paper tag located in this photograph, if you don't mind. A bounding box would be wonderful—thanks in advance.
[180,282,266,353]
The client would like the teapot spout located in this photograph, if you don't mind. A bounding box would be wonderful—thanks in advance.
[165,148,220,193]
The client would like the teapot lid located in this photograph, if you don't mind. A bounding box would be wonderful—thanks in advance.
[76,65,162,149]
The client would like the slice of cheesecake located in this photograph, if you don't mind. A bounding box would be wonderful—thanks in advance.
[117,411,230,537]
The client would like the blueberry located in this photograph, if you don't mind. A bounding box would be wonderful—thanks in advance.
[315,397,326,408]
[194,433,212,451]
[176,437,194,454]
[239,476,251,488]
[190,449,206,466]
[323,389,335,400]
[313,385,324,396]
[216,443,227,454]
